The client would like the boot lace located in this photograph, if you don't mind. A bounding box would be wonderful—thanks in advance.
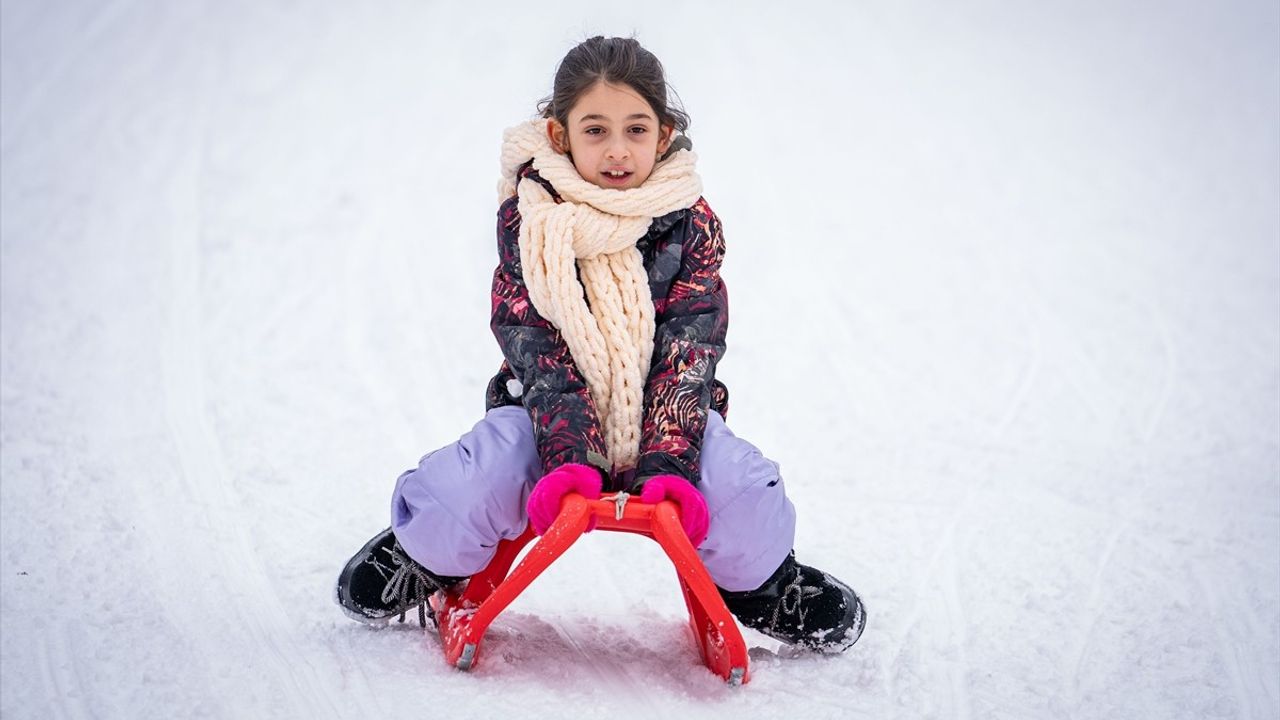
[376,543,436,627]
[771,566,824,633]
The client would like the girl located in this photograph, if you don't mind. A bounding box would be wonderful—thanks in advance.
[335,36,866,653]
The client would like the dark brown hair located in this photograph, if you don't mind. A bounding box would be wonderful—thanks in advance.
[537,36,690,134]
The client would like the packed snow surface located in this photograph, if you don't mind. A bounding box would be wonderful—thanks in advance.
[2,1,1278,718]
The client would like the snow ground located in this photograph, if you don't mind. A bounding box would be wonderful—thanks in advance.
[1,1,1277,718]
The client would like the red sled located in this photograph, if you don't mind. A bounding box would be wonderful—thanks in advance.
[428,492,751,686]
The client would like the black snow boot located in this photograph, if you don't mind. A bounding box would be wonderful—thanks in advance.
[719,552,866,653]
[334,527,466,627]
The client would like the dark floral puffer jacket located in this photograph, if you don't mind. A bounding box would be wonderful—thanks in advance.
[486,162,729,492]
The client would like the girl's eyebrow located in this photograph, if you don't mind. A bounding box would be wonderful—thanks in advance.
[578,113,654,124]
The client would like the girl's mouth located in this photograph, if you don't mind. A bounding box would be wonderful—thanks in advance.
[601,170,633,186]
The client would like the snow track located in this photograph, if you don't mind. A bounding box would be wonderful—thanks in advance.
[2,2,1278,719]
[37,630,93,720]
[159,145,345,720]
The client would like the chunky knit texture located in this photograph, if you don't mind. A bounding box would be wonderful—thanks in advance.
[498,119,703,472]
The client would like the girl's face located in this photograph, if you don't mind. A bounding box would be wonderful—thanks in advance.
[547,81,674,190]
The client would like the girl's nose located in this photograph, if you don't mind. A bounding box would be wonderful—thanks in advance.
[606,139,629,160]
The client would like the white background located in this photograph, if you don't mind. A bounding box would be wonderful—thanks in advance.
[2,1,1277,718]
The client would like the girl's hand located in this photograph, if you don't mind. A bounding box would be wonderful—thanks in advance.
[526,463,604,535]
[639,475,710,548]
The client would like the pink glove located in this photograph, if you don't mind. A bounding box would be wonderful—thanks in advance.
[640,474,710,548]
[526,463,604,535]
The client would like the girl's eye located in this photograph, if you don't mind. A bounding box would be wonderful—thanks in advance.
[584,127,604,135]
[629,126,647,134]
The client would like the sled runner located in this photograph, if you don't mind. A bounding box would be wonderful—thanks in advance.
[428,492,751,686]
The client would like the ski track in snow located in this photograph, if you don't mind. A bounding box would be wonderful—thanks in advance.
[3,2,1279,719]
[153,32,350,717]
[37,630,92,720]
[1193,568,1255,719]
[880,235,1037,719]
[1060,235,1182,714]
[1068,519,1126,699]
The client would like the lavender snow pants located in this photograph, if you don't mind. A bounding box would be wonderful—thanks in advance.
[390,405,797,592]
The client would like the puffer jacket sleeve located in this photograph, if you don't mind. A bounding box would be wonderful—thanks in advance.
[632,198,729,487]
[490,194,611,477]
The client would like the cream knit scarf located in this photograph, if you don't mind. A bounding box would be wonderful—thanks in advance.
[498,119,703,472]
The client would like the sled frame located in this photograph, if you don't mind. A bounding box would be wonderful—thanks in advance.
[428,493,750,686]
